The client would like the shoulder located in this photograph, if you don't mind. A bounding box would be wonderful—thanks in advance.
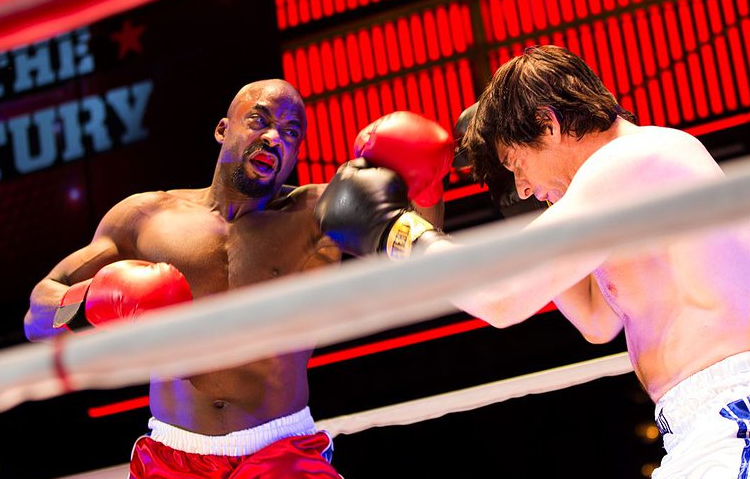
[106,190,177,215]
[268,183,327,211]
[554,127,721,218]
[98,190,192,230]
[581,128,720,187]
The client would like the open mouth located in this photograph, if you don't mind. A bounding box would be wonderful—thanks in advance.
[248,152,277,176]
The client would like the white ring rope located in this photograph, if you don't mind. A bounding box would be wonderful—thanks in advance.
[2,155,750,415]
[315,351,633,436]
[54,352,633,479]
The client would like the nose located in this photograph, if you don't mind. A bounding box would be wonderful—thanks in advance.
[260,127,281,147]
[514,175,533,200]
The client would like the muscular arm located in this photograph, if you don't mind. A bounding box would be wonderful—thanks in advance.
[24,193,150,341]
[429,232,611,331]
[552,275,623,343]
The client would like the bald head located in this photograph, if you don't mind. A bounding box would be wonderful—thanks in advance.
[227,79,305,125]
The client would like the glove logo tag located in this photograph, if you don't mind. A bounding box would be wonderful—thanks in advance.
[385,211,435,260]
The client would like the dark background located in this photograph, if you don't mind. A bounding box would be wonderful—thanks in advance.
[1,0,749,478]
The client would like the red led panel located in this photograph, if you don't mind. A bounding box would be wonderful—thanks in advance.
[299,0,311,24]
[677,0,697,51]
[633,86,651,126]
[453,3,471,51]
[636,10,657,76]
[648,78,667,126]
[358,30,376,80]
[308,44,324,94]
[292,61,476,176]
[332,37,349,87]
[727,26,750,106]
[284,4,474,98]
[661,70,681,124]
[574,0,588,18]
[397,18,415,68]
[379,82,395,114]
[674,62,695,122]
[547,0,562,26]
[663,3,683,61]
[419,71,437,121]
[715,36,738,111]
[320,42,337,91]
[607,17,629,96]
[517,0,534,33]
[687,52,710,118]
[486,0,507,42]
[285,0,750,194]
[277,0,400,30]
[423,10,441,61]
[405,74,422,112]
[531,0,549,30]
[701,44,725,115]
[650,5,671,69]
[481,0,750,133]
[384,22,402,72]
[693,0,711,42]
[621,14,643,87]
[560,0,575,22]
[392,77,408,110]
[503,0,521,37]
[590,0,603,15]
[276,0,287,30]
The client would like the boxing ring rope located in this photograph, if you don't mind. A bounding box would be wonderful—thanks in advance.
[3,154,750,419]
[316,351,633,436]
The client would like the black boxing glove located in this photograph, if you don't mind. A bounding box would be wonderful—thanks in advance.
[315,159,443,259]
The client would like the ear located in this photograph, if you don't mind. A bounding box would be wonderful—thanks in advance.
[214,118,228,144]
[538,107,561,142]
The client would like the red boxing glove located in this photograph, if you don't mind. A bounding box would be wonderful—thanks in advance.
[353,111,453,208]
[53,260,193,331]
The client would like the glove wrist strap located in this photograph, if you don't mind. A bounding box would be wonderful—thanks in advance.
[53,280,93,331]
[384,211,441,260]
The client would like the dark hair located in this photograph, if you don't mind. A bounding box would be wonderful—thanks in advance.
[464,45,636,188]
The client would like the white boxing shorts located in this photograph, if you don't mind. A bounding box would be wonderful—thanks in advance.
[652,351,750,479]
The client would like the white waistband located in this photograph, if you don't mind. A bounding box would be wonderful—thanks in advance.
[148,407,318,456]
[655,352,750,432]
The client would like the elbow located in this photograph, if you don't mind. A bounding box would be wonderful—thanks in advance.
[23,310,58,343]
[580,324,623,344]
[23,316,43,342]
[475,311,526,329]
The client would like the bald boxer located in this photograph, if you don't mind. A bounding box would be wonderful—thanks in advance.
[26,79,351,479]
[317,46,750,479]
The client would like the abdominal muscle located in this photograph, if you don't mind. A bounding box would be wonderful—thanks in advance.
[148,349,313,436]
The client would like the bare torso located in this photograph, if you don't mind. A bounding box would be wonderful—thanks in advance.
[593,226,750,401]
[577,126,750,402]
[126,185,337,435]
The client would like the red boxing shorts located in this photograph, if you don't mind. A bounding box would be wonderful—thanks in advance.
[129,407,341,479]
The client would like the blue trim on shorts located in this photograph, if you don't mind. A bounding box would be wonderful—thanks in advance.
[719,397,750,479]
[321,431,334,464]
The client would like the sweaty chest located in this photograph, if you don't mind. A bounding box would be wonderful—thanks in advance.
[136,208,318,297]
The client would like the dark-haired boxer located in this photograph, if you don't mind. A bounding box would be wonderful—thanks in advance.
[315,46,750,479]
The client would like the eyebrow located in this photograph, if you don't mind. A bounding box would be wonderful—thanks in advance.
[496,145,510,168]
[251,104,303,129]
